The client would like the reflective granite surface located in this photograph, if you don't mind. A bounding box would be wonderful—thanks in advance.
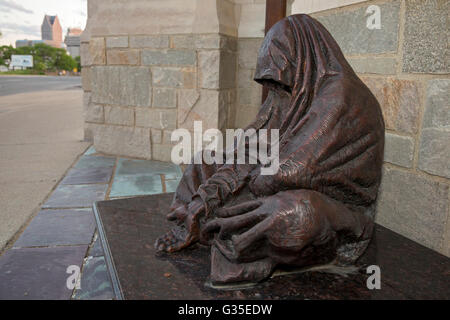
[94,193,450,300]
[109,159,182,198]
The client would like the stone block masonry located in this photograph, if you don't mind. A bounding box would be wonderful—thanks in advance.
[311,0,450,257]
[82,32,238,162]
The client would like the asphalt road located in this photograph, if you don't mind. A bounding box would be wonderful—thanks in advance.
[0,75,81,96]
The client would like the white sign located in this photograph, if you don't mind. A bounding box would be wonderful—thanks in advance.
[10,55,33,68]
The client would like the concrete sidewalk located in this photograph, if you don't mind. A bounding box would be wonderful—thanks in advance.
[0,89,89,251]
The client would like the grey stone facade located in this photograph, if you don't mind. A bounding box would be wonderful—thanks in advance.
[312,0,450,257]
[82,33,237,162]
[316,1,400,55]
[402,0,449,73]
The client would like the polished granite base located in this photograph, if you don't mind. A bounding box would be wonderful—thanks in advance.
[93,193,450,300]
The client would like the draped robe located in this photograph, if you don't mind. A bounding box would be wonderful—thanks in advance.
[160,14,385,285]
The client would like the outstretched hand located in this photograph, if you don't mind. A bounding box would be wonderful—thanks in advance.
[155,198,205,253]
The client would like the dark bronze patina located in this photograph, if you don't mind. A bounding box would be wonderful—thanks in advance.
[155,14,385,286]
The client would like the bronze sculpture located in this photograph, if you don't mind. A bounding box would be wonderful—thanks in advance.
[155,14,385,286]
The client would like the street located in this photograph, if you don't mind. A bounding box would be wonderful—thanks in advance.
[0,75,81,96]
[0,75,89,251]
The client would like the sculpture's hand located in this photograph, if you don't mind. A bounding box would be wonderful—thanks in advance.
[155,198,205,253]
[199,200,263,244]
[200,191,333,262]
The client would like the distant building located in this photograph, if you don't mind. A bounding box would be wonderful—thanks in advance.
[15,38,65,49]
[14,15,66,49]
[15,39,44,48]
[41,15,64,48]
[64,28,82,57]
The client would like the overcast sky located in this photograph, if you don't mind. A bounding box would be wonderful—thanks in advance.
[0,0,87,46]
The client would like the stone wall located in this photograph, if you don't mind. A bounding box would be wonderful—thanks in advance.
[309,0,449,256]
[292,0,367,13]
[81,0,240,161]
[81,0,288,155]
[82,34,237,161]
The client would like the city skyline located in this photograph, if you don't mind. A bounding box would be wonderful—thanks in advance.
[0,0,87,46]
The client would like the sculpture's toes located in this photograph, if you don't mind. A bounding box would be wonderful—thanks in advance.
[165,240,188,253]
[155,226,194,253]
[154,235,168,252]
[154,229,178,252]
[165,230,193,253]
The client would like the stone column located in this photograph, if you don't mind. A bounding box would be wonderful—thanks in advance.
[81,0,239,161]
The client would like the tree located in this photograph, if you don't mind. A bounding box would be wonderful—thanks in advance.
[56,53,77,71]
[0,45,16,66]
[28,43,58,70]
[0,43,77,71]
[74,56,81,71]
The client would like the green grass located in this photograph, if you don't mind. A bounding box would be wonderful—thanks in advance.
[0,69,45,75]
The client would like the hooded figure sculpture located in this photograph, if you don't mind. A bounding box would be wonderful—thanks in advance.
[155,14,385,286]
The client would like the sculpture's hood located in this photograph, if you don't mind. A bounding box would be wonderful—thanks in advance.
[251,14,385,208]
